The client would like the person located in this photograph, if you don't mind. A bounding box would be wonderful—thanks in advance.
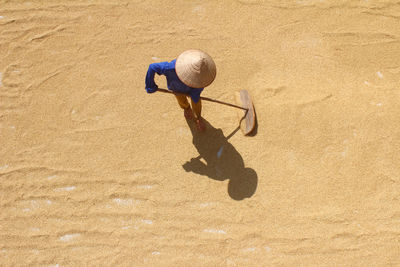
[145,49,216,131]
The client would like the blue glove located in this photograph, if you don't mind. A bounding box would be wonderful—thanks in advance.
[146,86,158,94]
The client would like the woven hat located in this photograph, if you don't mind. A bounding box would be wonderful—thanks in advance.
[175,50,216,88]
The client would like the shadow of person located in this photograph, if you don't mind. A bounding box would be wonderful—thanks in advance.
[182,118,258,200]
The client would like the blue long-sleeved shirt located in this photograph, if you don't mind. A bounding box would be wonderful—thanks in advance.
[145,59,204,103]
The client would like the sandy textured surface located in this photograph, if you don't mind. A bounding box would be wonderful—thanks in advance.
[1,0,400,266]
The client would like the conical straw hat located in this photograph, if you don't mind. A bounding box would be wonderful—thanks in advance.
[175,50,216,88]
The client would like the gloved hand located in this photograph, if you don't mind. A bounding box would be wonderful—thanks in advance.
[146,85,158,94]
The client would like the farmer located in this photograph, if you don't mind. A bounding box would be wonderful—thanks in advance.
[145,49,216,131]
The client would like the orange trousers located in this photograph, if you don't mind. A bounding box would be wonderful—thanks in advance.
[174,94,202,118]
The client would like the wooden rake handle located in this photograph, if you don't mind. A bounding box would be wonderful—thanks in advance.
[157,88,248,111]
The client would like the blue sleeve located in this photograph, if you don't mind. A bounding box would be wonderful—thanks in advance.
[190,88,204,103]
[145,62,168,93]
